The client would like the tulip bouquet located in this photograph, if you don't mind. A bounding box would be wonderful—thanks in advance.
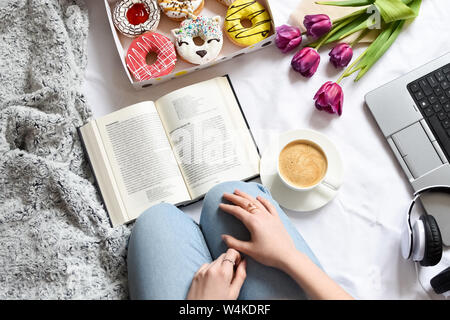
[276,0,422,116]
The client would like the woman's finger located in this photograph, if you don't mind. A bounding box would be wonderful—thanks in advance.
[221,249,241,281]
[219,203,252,227]
[222,248,241,267]
[223,192,262,214]
[256,196,278,216]
[231,258,247,296]
[222,234,251,255]
[234,189,266,212]
[195,263,210,277]
[210,253,226,269]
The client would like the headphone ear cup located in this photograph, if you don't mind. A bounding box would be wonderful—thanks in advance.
[401,220,413,260]
[419,215,443,267]
[430,267,450,295]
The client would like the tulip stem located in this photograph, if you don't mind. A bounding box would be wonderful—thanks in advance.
[341,47,369,78]
[336,72,346,85]
[331,8,367,25]
[350,28,371,47]
[314,14,359,51]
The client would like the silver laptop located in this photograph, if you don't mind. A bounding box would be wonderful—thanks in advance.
[365,52,450,245]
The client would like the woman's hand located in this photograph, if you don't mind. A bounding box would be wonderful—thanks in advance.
[219,189,297,270]
[220,189,354,300]
[187,248,247,300]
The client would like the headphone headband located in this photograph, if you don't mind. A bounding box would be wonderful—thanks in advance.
[408,185,450,215]
[413,185,450,196]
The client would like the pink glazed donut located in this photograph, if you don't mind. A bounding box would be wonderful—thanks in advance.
[126,32,177,81]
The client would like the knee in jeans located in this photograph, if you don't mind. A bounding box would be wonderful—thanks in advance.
[204,181,270,204]
[204,181,242,205]
[134,203,178,232]
[202,181,271,219]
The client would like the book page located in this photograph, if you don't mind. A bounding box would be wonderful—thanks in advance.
[155,77,260,198]
[79,122,127,227]
[95,101,190,222]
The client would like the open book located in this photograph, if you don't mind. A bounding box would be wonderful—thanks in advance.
[79,76,260,226]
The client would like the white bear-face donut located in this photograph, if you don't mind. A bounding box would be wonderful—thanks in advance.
[172,16,223,65]
[113,0,160,37]
[158,0,204,21]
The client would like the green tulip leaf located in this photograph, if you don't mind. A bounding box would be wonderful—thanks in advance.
[321,14,370,45]
[319,0,422,82]
[374,0,416,23]
[332,7,368,25]
[408,0,422,17]
[336,15,377,40]
[341,22,394,78]
[355,20,405,80]
[355,24,393,67]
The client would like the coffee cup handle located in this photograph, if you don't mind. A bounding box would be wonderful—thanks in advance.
[321,178,339,191]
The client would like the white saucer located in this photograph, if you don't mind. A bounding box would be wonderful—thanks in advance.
[260,129,344,212]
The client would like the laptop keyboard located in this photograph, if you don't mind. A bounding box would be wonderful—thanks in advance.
[408,63,450,159]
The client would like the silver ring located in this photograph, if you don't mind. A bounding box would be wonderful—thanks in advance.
[223,258,235,266]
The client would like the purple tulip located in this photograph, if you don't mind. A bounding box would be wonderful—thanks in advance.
[314,81,344,116]
[291,47,320,77]
[329,43,353,68]
[275,24,302,53]
[304,14,332,39]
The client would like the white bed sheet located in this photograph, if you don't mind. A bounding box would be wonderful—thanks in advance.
[82,0,450,299]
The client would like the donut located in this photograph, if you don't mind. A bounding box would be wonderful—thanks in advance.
[224,0,272,47]
[216,0,236,6]
[157,0,204,21]
[126,32,177,81]
[171,16,223,65]
[113,0,160,37]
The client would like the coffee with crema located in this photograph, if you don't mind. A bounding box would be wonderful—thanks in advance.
[278,140,328,188]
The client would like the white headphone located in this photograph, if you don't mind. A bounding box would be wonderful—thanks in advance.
[400,185,446,267]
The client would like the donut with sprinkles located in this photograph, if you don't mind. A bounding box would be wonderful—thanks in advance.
[158,0,204,21]
[171,16,223,65]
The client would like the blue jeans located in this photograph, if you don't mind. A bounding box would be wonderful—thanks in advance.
[127,181,321,299]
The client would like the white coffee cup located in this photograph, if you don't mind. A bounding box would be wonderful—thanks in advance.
[277,138,337,192]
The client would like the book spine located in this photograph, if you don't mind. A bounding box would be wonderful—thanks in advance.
[224,74,261,157]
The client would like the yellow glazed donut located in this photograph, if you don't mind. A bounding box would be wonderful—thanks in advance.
[224,0,272,47]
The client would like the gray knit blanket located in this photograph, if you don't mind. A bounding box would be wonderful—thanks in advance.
[0,0,130,299]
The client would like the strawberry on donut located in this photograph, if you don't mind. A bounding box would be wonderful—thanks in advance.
[113,0,161,37]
